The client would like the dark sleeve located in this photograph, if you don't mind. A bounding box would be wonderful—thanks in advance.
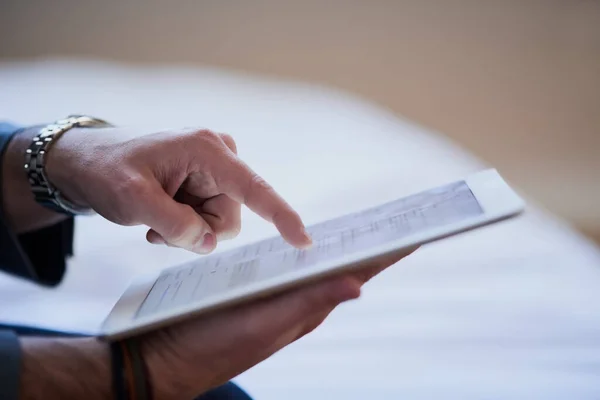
[0,122,74,286]
[0,330,21,400]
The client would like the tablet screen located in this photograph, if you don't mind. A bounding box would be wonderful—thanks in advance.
[136,180,483,319]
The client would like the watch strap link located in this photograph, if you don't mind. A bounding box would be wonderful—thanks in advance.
[24,115,111,215]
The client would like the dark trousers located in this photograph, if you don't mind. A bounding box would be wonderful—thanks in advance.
[3,324,253,400]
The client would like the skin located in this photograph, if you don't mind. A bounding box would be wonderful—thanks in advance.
[2,125,415,399]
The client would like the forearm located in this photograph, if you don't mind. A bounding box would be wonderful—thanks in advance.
[19,337,111,400]
[1,126,67,233]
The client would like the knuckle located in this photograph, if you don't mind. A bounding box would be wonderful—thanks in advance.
[293,288,328,315]
[309,279,351,308]
[165,221,189,244]
[194,128,220,143]
[220,221,241,240]
[165,208,203,245]
[214,216,241,240]
[181,128,220,149]
[219,133,238,154]
[311,290,337,309]
[188,129,231,162]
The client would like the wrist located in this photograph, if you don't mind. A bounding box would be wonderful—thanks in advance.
[44,126,93,209]
[139,332,198,400]
[35,116,112,213]
[20,337,111,400]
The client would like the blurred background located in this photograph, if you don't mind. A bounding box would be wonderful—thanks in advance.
[1,0,599,242]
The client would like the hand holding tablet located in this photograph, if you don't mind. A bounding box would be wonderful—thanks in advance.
[139,249,414,399]
[102,169,524,340]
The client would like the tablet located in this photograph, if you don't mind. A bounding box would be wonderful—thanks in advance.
[100,169,524,340]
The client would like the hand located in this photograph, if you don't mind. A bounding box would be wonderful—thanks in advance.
[45,126,312,253]
[141,248,416,399]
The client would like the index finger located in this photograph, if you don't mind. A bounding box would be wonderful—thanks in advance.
[214,157,312,248]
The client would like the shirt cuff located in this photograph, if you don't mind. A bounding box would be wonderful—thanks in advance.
[0,330,21,400]
[0,123,73,286]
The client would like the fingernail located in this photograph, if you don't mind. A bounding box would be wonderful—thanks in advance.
[199,232,215,253]
[301,229,313,248]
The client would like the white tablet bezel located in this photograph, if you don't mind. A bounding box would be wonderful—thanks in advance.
[99,169,524,340]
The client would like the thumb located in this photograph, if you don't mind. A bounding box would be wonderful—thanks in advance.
[141,185,216,254]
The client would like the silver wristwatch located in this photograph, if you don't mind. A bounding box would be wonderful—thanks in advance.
[24,115,112,215]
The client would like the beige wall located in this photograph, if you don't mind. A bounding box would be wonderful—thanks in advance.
[1,0,599,241]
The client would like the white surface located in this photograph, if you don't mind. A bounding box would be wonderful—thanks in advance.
[1,60,600,399]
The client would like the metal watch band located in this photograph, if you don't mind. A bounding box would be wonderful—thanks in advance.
[24,115,112,216]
